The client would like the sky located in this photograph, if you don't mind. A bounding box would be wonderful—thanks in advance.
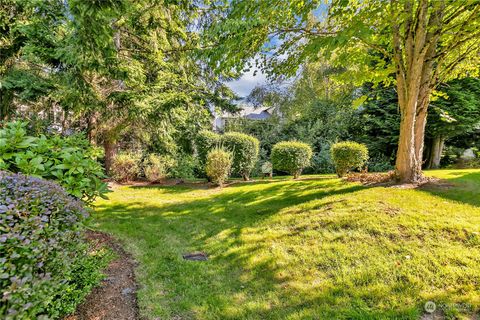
[226,68,268,98]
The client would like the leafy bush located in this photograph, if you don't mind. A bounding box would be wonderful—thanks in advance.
[0,171,109,319]
[221,132,260,180]
[205,147,232,187]
[271,141,313,179]
[367,155,394,172]
[111,153,141,182]
[0,121,107,204]
[171,154,199,180]
[307,145,336,174]
[143,154,175,182]
[331,141,369,177]
[195,130,221,166]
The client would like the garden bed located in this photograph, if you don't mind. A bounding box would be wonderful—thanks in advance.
[65,231,140,320]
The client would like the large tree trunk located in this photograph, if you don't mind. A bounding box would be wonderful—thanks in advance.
[427,136,445,169]
[103,137,117,176]
[395,97,419,182]
[392,0,444,183]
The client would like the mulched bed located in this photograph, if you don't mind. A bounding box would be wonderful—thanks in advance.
[65,231,141,320]
[344,171,449,189]
[344,171,397,186]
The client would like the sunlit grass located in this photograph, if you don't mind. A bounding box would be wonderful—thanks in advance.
[92,169,480,319]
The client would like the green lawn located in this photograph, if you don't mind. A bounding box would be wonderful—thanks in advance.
[92,169,480,319]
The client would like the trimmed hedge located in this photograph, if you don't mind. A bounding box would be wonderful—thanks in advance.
[271,141,313,179]
[205,147,232,187]
[0,171,109,319]
[0,121,107,204]
[221,132,259,180]
[330,141,369,177]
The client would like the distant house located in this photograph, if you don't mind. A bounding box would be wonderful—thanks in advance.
[213,105,276,132]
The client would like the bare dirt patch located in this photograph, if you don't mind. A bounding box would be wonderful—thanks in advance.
[65,231,140,320]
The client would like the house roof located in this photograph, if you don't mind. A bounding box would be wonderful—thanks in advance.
[221,105,275,119]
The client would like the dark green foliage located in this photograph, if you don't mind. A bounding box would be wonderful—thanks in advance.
[351,86,400,164]
[331,141,369,177]
[353,79,480,169]
[195,130,221,167]
[0,171,110,319]
[221,132,260,180]
[0,121,107,204]
[271,141,313,179]
[428,78,480,140]
[171,155,199,180]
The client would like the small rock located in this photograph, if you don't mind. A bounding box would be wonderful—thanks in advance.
[121,287,134,295]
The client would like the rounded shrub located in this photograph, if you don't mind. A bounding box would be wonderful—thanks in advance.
[0,171,108,319]
[205,147,232,187]
[221,132,260,180]
[111,153,141,182]
[195,130,221,166]
[143,154,175,182]
[271,141,313,179]
[330,141,369,177]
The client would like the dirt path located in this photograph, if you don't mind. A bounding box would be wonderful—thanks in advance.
[65,231,140,320]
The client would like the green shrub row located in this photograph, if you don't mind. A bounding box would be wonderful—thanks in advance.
[110,152,198,183]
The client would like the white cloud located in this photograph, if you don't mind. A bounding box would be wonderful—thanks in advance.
[226,68,268,98]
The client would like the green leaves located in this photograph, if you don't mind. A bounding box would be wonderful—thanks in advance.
[0,121,108,205]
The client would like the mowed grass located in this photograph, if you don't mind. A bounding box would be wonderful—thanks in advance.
[92,169,480,319]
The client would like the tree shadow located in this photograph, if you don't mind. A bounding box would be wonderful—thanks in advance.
[92,176,479,319]
[421,171,480,207]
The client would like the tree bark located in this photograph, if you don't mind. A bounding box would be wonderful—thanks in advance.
[103,137,117,176]
[392,0,444,183]
[427,136,445,169]
[395,99,418,182]
[87,112,98,145]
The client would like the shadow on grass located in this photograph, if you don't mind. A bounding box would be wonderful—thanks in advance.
[95,178,398,318]
[421,171,480,207]
[93,176,474,319]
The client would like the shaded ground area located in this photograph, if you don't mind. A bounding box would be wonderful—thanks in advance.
[65,231,140,320]
[91,170,480,319]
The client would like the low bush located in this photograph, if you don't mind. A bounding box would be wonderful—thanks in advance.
[271,141,313,179]
[205,147,232,187]
[221,132,260,180]
[0,121,107,204]
[143,154,175,182]
[111,153,141,182]
[196,130,221,166]
[171,154,199,180]
[331,141,369,177]
[0,171,109,319]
